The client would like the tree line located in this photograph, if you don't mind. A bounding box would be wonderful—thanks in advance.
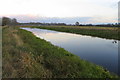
[1,17,120,27]
[75,22,120,27]
[2,17,18,26]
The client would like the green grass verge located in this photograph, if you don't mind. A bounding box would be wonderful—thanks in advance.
[29,26,119,40]
[2,26,118,78]
[0,26,2,79]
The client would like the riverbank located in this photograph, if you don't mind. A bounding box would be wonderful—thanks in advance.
[3,26,118,78]
[0,26,2,79]
[28,26,119,40]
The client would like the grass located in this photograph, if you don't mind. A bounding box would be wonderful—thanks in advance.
[0,26,2,79]
[2,26,118,78]
[27,25,119,40]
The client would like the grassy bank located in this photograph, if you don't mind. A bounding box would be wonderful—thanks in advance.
[29,26,119,40]
[3,26,118,78]
[0,26,2,79]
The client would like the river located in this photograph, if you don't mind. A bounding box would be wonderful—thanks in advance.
[21,27,119,75]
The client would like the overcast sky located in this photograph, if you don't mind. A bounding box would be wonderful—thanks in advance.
[0,0,119,24]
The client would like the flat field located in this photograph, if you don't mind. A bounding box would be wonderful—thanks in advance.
[27,25,119,40]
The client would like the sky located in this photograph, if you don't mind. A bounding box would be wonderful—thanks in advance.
[119,1,120,23]
[0,0,119,24]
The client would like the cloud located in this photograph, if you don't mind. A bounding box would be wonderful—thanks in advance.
[0,0,118,17]
[8,15,117,24]
[0,0,118,24]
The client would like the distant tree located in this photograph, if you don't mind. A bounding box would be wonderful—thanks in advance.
[0,18,2,26]
[12,18,17,23]
[2,17,18,26]
[2,17,11,26]
[11,18,17,25]
[75,22,79,26]
[86,24,93,26]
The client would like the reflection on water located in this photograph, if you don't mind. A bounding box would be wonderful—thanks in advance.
[21,28,118,75]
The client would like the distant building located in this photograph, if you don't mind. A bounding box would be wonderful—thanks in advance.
[118,1,120,24]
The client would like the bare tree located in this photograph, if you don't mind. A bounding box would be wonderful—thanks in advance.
[75,22,79,26]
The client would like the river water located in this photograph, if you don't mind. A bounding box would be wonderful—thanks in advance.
[21,27,119,74]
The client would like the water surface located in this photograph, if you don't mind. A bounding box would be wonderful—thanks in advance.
[21,28,118,74]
